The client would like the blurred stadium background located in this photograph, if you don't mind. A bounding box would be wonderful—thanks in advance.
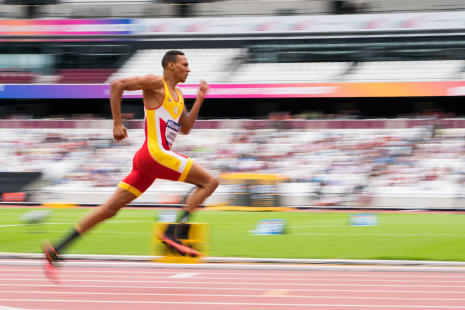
[0,0,465,211]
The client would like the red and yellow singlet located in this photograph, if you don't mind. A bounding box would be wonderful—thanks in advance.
[118,78,193,197]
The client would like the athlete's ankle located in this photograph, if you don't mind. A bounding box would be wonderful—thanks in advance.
[55,226,81,254]
[176,209,191,223]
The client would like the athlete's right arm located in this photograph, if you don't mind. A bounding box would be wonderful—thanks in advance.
[110,75,164,141]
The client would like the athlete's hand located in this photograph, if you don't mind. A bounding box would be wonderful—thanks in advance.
[113,123,128,142]
[198,81,209,98]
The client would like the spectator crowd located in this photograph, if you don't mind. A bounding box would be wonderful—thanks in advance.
[0,123,463,197]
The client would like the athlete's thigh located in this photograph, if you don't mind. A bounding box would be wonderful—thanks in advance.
[119,168,156,197]
[105,187,140,211]
[136,143,192,182]
[183,161,216,188]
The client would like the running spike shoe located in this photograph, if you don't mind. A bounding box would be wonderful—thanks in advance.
[41,240,61,284]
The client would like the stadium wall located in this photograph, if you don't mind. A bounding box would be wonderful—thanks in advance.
[1,11,465,37]
[28,186,465,210]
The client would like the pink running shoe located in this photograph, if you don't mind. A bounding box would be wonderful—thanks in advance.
[41,240,61,284]
[156,232,203,257]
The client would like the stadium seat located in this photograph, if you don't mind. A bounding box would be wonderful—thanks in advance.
[56,68,116,84]
[344,60,465,82]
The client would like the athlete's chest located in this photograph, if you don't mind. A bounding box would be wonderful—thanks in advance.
[163,91,184,120]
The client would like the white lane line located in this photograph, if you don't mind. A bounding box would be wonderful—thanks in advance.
[3,290,465,301]
[167,273,200,278]
[5,273,465,283]
[288,225,343,228]
[0,306,33,310]
[1,298,465,308]
[46,231,146,234]
[0,221,148,228]
[0,220,149,228]
[1,283,465,294]
[0,225,28,228]
[4,260,465,272]
[293,233,465,237]
[0,227,146,234]
[2,268,465,279]
[3,278,465,288]
[0,307,56,310]
[0,223,75,228]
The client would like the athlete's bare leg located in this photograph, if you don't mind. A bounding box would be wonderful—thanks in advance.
[183,161,219,212]
[43,187,136,254]
[42,187,138,277]
[155,161,218,257]
[76,187,137,234]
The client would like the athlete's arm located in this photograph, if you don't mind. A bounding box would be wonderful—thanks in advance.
[179,81,209,135]
[110,75,164,141]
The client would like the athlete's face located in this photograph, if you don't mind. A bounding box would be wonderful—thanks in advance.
[172,55,190,83]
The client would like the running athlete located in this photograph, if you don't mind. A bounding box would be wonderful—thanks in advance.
[41,50,218,280]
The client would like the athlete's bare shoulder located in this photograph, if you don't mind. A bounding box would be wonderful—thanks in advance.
[175,86,184,100]
[110,74,164,91]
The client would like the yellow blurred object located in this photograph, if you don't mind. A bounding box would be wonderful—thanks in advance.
[220,173,289,209]
[41,202,78,208]
[151,222,209,264]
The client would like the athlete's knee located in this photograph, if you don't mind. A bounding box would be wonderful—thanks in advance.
[206,177,219,193]
[98,205,119,220]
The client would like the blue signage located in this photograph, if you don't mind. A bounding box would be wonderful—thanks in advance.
[350,213,379,226]
[251,219,287,235]
[157,211,177,223]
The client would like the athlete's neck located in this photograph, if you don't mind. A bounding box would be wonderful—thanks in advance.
[162,75,178,91]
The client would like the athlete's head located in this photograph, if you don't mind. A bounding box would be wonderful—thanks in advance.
[162,50,190,83]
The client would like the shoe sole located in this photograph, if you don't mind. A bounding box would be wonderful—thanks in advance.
[43,259,61,285]
[156,233,203,257]
[41,241,55,265]
[41,241,61,285]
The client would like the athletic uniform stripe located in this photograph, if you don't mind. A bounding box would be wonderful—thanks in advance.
[179,158,194,182]
[117,181,142,197]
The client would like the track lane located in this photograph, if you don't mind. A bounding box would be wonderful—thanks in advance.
[1,261,465,309]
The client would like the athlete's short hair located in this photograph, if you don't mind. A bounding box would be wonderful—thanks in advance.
[162,50,185,69]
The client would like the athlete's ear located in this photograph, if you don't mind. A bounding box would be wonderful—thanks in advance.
[168,62,175,70]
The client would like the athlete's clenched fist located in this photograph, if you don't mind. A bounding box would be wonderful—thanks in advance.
[198,80,209,98]
[113,123,129,141]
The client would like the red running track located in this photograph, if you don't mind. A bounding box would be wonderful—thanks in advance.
[1,261,465,309]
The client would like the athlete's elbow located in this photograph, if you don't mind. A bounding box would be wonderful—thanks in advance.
[110,79,123,91]
[181,127,191,135]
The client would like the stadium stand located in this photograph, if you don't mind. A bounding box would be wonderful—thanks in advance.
[107,49,246,84]
[343,61,465,82]
[108,53,464,83]
[3,0,465,19]
[100,35,465,84]
[0,69,36,84]
[230,62,352,83]
[1,58,463,84]
[56,68,116,84]
[1,2,465,208]
[1,123,464,207]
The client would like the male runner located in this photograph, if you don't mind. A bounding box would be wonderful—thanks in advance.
[42,50,218,279]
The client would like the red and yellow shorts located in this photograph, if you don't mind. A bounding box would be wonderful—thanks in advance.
[118,141,193,197]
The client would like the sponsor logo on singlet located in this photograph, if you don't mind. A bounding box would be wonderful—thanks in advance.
[165,120,181,148]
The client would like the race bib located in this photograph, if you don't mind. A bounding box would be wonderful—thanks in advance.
[165,120,181,148]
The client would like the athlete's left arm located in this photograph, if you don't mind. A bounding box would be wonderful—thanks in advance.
[178,81,209,135]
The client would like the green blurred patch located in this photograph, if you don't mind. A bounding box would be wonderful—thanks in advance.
[1,208,465,261]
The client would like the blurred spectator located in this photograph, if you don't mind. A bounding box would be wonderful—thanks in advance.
[0,120,463,198]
